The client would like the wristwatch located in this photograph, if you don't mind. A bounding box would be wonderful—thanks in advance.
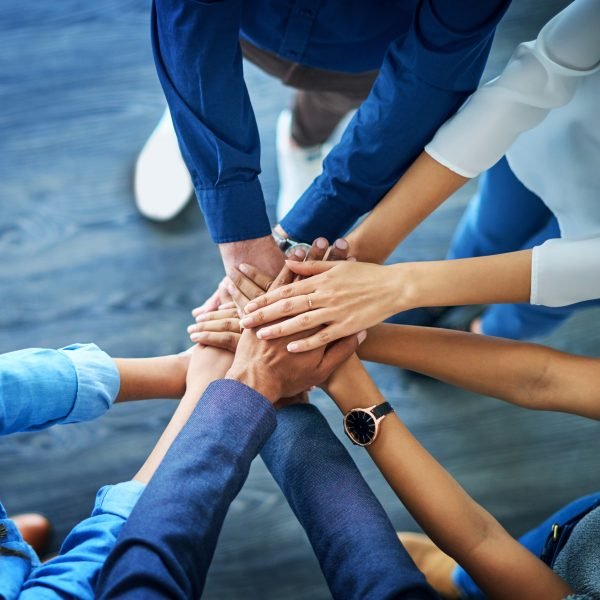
[343,402,394,447]
[272,230,312,257]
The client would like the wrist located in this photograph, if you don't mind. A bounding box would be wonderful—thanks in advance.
[388,262,423,313]
[225,365,282,404]
[219,235,284,275]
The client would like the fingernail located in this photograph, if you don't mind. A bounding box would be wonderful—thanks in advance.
[239,263,249,274]
[334,238,349,250]
[257,328,271,339]
[195,314,207,322]
[190,333,200,341]
[316,237,327,249]
[227,282,236,295]
[187,324,197,333]
[294,247,306,258]
[240,317,253,328]
[287,342,299,352]
[245,302,257,313]
[357,330,367,344]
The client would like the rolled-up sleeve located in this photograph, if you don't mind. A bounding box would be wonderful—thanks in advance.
[281,0,510,242]
[0,343,119,436]
[20,481,145,600]
[531,236,600,307]
[425,0,600,178]
[152,0,270,243]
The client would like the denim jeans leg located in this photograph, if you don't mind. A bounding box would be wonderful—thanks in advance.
[453,491,600,598]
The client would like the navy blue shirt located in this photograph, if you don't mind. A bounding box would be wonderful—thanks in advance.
[152,0,510,243]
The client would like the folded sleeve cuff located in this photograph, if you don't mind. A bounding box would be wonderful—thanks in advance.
[93,481,146,520]
[196,179,272,243]
[58,344,120,424]
[531,236,600,306]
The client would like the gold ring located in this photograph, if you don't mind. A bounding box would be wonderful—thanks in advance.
[307,294,314,310]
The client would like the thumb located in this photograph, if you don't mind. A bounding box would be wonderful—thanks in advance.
[285,260,337,277]
[318,331,367,378]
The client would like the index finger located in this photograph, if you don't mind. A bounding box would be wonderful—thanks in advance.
[244,277,315,313]
[268,246,307,291]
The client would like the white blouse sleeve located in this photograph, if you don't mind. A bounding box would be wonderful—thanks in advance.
[531,236,600,307]
[424,0,600,178]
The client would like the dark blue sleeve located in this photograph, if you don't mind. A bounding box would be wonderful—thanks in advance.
[151,0,270,244]
[280,0,511,242]
[96,379,276,599]
[260,404,438,600]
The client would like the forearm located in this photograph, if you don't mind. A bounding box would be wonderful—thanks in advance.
[360,324,600,419]
[260,404,434,599]
[114,354,189,402]
[347,153,468,264]
[394,250,532,312]
[326,356,571,599]
[97,380,276,599]
[134,347,233,485]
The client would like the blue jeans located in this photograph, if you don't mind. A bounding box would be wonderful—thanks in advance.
[261,404,437,600]
[448,157,600,339]
[453,491,600,598]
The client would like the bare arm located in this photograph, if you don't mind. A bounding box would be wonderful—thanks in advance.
[359,324,600,419]
[113,354,191,403]
[347,152,468,264]
[326,355,573,600]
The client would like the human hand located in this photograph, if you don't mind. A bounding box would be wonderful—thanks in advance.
[187,237,334,349]
[240,259,411,353]
[185,343,235,399]
[192,235,285,315]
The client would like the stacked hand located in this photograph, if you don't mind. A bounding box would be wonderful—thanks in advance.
[186,238,366,404]
[236,259,410,352]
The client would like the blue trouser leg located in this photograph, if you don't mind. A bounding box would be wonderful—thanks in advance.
[447,156,599,339]
[453,491,600,598]
[260,404,438,600]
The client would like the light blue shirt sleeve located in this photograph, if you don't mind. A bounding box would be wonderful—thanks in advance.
[0,503,40,600]
[20,481,145,600]
[0,343,120,435]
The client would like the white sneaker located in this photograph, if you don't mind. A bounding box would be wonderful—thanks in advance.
[134,108,194,221]
[276,109,325,222]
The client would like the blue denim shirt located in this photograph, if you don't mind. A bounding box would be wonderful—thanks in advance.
[153,0,510,243]
[0,343,133,600]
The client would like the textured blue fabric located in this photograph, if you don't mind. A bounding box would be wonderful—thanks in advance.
[448,157,600,339]
[20,481,145,600]
[0,343,120,598]
[96,379,277,599]
[260,404,438,600]
[453,491,600,599]
[152,0,509,243]
[0,343,119,435]
[0,504,40,600]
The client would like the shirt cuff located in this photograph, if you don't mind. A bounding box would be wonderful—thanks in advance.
[0,504,40,600]
[196,179,272,244]
[58,344,120,424]
[93,481,146,520]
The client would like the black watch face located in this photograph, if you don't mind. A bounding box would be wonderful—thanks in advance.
[345,410,376,446]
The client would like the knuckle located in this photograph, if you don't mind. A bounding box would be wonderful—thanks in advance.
[318,331,331,344]
[280,286,293,298]
[299,314,311,327]
[282,299,295,313]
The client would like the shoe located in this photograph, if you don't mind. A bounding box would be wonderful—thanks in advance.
[398,532,461,599]
[276,109,325,222]
[11,513,51,554]
[134,108,193,221]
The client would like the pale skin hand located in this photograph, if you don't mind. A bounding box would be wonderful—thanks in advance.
[239,249,532,353]
[193,235,285,315]
[325,356,573,600]
[359,323,600,420]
